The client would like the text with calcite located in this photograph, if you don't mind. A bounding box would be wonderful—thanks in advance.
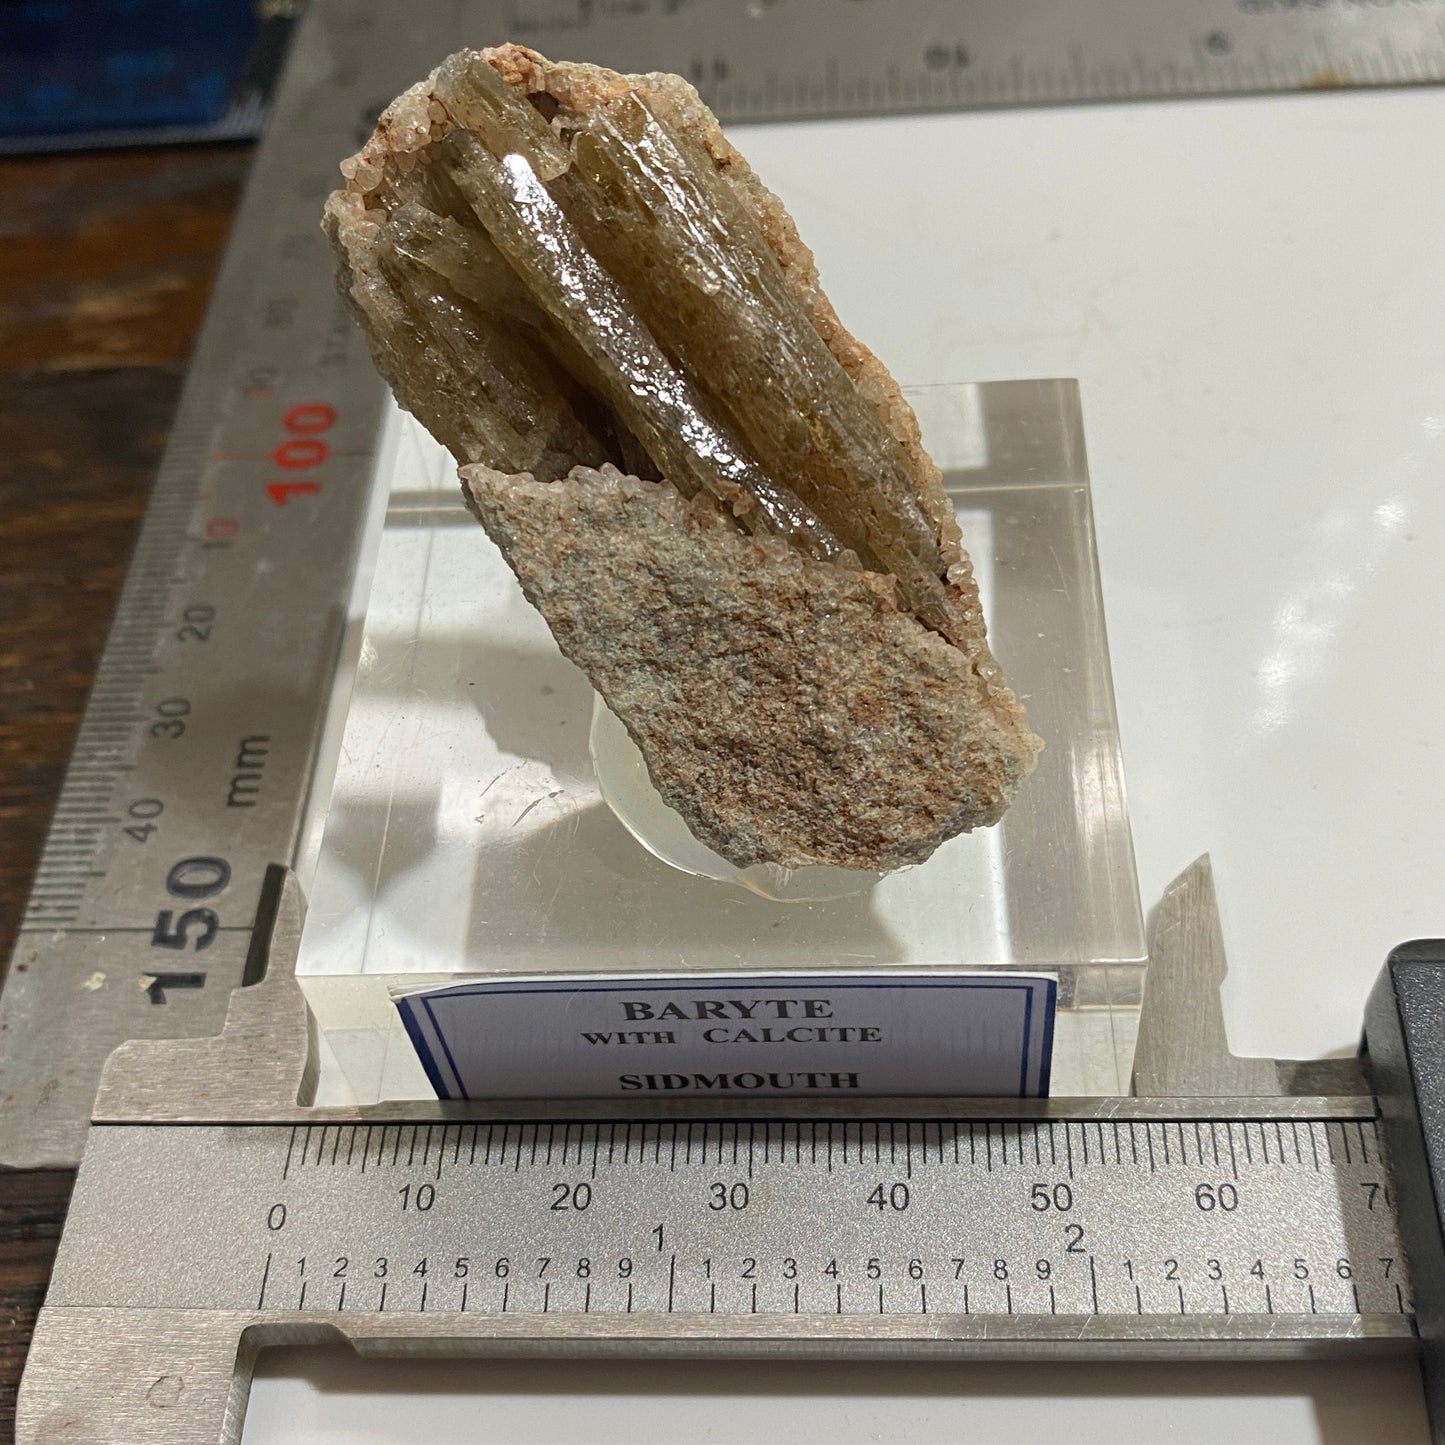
[582,995,885,1048]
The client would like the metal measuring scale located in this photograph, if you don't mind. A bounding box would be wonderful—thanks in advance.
[14,859,1445,1441]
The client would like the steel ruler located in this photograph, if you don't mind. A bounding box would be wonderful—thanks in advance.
[506,0,1445,119]
[40,1115,1420,1329]
[13,860,1445,1442]
[3,0,1445,1170]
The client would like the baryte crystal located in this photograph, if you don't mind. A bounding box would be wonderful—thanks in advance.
[560,92,966,643]
[437,129,845,555]
[324,44,1040,870]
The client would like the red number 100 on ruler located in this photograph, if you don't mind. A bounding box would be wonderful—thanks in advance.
[267,403,337,506]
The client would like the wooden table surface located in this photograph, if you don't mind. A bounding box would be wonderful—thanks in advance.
[0,141,253,1441]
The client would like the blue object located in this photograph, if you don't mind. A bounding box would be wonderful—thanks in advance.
[0,0,269,145]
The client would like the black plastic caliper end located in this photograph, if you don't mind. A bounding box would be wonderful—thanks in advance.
[1366,940,1445,1444]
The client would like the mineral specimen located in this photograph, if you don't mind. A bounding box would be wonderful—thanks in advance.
[325,44,1040,871]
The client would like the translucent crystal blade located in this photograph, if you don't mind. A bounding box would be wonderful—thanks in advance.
[561,94,972,646]
[439,129,845,556]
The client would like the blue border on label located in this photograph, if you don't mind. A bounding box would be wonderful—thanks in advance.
[1018,985,1033,1098]
[1036,980,1058,1098]
[398,975,1059,1103]
[423,998,468,1099]
[398,997,458,1100]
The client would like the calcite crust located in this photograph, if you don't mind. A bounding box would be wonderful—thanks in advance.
[325,43,1041,871]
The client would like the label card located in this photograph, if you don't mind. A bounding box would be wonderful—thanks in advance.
[395,972,1056,1100]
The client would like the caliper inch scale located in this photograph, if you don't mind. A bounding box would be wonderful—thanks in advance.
[6,0,1445,1172]
[16,858,1445,1443]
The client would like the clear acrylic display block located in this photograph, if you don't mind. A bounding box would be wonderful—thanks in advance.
[295,380,1146,1101]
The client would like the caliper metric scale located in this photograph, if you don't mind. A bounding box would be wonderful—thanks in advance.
[7,0,1445,1438]
[15,859,1445,1442]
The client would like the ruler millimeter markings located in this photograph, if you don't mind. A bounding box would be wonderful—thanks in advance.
[0,0,394,1167]
[50,1116,1410,1327]
[19,889,1445,1443]
[509,0,1445,121]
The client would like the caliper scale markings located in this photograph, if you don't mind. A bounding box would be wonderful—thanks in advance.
[50,1118,1408,1326]
[257,1115,1410,1319]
